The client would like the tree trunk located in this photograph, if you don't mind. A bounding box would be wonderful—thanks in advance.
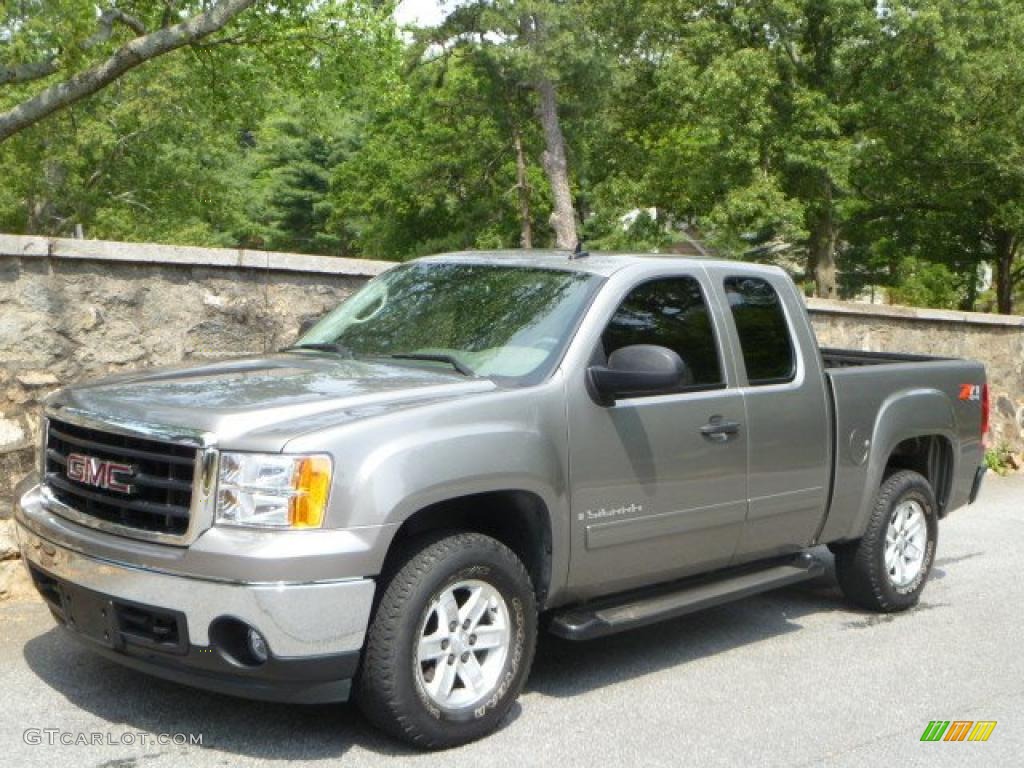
[960,260,979,312]
[513,128,533,249]
[808,178,838,299]
[535,77,577,249]
[994,229,1017,314]
[26,197,49,235]
[808,211,838,298]
[26,158,66,235]
[519,11,577,250]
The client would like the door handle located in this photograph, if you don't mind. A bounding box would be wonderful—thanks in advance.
[700,418,741,441]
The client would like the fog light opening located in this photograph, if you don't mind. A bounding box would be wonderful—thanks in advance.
[209,616,270,667]
[247,627,268,663]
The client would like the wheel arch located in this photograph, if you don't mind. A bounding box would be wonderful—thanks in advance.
[833,387,958,542]
[884,434,955,516]
[378,489,556,607]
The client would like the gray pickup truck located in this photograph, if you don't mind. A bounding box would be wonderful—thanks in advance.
[14,251,988,748]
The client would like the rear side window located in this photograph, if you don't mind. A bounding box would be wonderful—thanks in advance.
[602,277,723,388]
[724,276,796,384]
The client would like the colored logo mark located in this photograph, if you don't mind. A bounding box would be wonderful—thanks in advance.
[920,720,997,742]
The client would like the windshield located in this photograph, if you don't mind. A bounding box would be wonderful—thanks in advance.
[296,261,603,383]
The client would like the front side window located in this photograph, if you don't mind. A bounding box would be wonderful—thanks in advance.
[601,277,723,389]
[723,276,796,384]
[299,262,602,383]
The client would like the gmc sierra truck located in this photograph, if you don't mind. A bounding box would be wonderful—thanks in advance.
[14,251,988,748]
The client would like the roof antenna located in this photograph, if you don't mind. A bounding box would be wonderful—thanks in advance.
[569,239,589,260]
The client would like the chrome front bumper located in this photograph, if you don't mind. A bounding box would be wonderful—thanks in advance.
[15,491,377,702]
[14,478,376,661]
[17,521,375,656]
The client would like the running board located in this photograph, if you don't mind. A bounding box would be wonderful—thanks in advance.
[549,554,824,641]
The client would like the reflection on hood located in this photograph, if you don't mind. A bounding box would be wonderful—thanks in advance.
[52,353,497,449]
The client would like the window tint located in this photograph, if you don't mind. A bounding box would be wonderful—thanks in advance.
[723,276,795,384]
[602,277,723,388]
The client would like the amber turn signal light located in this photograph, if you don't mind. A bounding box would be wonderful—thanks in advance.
[289,456,332,528]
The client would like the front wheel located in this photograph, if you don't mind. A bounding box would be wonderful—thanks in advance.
[356,532,537,749]
[834,469,938,612]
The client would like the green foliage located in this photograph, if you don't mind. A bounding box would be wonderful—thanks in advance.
[852,0,1024,310]
[0,0,1021,309]
[246,108,345,254]
[0,0,393,246]
[330,45,551,259]
[886,257,966,310]
[585,210,676,253]
[985,443,1018,476]
[0,53,258,244]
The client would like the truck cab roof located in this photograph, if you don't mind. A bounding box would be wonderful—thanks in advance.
[415,249,788,280]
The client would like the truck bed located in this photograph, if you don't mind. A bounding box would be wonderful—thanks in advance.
[821,347,948,369]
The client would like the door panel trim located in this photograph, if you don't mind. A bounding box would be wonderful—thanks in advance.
[585,499,748,550]
[747,486,826,520]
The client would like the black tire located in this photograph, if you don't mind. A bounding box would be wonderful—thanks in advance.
[834,470,938,612]
[356,532,538,749]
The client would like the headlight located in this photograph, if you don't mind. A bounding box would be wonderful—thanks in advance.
[215,452,332,529]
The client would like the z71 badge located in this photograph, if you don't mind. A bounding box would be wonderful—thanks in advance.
[958,384,982,401]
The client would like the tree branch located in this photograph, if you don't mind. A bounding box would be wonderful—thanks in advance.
[84,9,149,49]
[0,59,61,87]
[1,7,149,88]
[0,0,258,142]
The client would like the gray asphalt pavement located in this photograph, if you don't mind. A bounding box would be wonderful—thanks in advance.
[2,474,1021,767]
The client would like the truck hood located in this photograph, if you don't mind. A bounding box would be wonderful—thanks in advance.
[49,353,497,450]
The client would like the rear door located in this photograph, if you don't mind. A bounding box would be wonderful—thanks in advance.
[565,268,749,597]
[705,267,832,561]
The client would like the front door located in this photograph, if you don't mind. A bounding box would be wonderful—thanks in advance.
[566,274,748,597]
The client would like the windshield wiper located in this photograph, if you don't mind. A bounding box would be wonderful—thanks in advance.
[389,353,474,377]
[282,342,353,357]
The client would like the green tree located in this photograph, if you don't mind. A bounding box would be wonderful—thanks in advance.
[408,1,622,250]
[0,1,394,242]
[1,0,1020,318]
[586,0,886,297]
[0,48,260,241]
[331,45,550,258]
[854,0,1024,313]
[247,108,344,254]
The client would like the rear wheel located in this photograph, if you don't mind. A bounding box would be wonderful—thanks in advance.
[356,532,537,749]
[834,470,938,612]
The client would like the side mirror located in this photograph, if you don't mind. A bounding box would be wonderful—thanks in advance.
[588,344,690,406]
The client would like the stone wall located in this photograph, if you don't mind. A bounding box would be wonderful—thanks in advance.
[2,234,1022,515]
[807,298,1024,451]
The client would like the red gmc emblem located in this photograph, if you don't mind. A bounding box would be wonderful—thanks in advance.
[66,453,135,494]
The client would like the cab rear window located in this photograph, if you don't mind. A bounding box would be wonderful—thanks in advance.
[723,277,796,385]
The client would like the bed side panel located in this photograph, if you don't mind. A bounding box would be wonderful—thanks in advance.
[818,360,985,544]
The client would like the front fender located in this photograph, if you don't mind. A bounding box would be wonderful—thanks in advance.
[342,423,570,596]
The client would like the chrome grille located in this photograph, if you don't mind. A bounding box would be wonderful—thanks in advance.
[44,418,197,536]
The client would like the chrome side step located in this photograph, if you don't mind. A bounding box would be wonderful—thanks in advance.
[549,554,824,641]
